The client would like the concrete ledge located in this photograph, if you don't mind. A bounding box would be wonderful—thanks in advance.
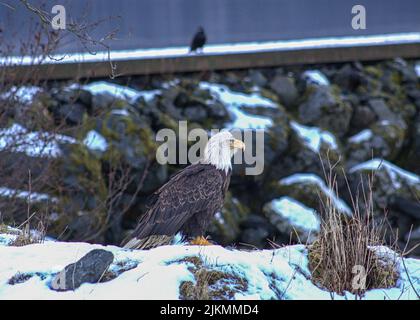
[3,42,420,81]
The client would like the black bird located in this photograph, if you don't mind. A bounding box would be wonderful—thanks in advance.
[189,26,206,53]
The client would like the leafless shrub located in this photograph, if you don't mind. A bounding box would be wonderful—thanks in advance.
[80,159,151,243]
[0,2,148,244]
[1,0,119,79]
[308,157,399,297]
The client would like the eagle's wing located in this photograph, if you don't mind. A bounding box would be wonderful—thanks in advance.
[123,165,224,247]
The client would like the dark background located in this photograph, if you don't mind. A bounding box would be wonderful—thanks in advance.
[1,0,420,54]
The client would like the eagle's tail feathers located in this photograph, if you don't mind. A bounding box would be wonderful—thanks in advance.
[123,235,173,250]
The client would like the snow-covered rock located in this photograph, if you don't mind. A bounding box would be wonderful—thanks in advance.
[279,173,352,216]
[290,121,338,153]
[302,70,330,86]
[346,122,406,167]
[348,129,373,144]
[350,159,420,188]
[0,235,418,300]
[348,159,420,224]
[199,82,277,129]
[83,130,108,152]
[298,85,352,137]
[263,197,320,243]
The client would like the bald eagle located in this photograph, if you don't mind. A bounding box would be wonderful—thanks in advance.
[122,131,245,250]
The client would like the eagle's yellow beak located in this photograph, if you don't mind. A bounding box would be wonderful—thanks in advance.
[231,139,245,151]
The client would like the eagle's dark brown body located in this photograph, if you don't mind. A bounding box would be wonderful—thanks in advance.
[122,163,231,249]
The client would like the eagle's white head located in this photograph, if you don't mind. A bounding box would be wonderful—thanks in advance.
[202,131,245,173]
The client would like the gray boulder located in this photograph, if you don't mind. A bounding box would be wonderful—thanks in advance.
[348,159,420,213]
[299,85,352,137]
[51,249,114,291]
[56,103,87,125]
[183,105,208,122]
[400,113,420,175]
[269,75,298,108]
[349,105,376,133]
[346,121,406,167]
[368,98,405,127]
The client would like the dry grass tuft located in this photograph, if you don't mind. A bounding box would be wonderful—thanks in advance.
[99,260,139,283]
[175,255,248,300]
[8,221,46,247]
[308,158,399,297]
[0,224,15,234]
[8,272,46,285]
[7,272,33,285]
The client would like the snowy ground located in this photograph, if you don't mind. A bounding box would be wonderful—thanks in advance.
[0,230,418,300]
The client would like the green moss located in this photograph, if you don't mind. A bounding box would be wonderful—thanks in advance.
[210,192,250,244]
[53,142,108,237]
[100,111,157,164]
[66,144,107,197]
[139,125,157,156]
[389,71,402,86]
[159,113,179,132]
[0,224,9,234]
[259,88,280,104]
[371,122,405,160]
[365,65,384,78]
[175,256,248,300]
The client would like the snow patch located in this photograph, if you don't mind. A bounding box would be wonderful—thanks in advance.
[269,197,320,232]
[83,130,108,152]
[303,70,330,86]
[290,121,338,153]
[1,86,42,104]
[415,62,420,77]
[348,129,373,143]
[0,187,57,203]
[199,82,276,129]
[79,81,160,104]
[199,82,276,109]
[0,123,76,158]
[111,109,130,116]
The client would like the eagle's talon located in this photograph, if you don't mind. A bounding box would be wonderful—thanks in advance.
[190,236,212,246]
